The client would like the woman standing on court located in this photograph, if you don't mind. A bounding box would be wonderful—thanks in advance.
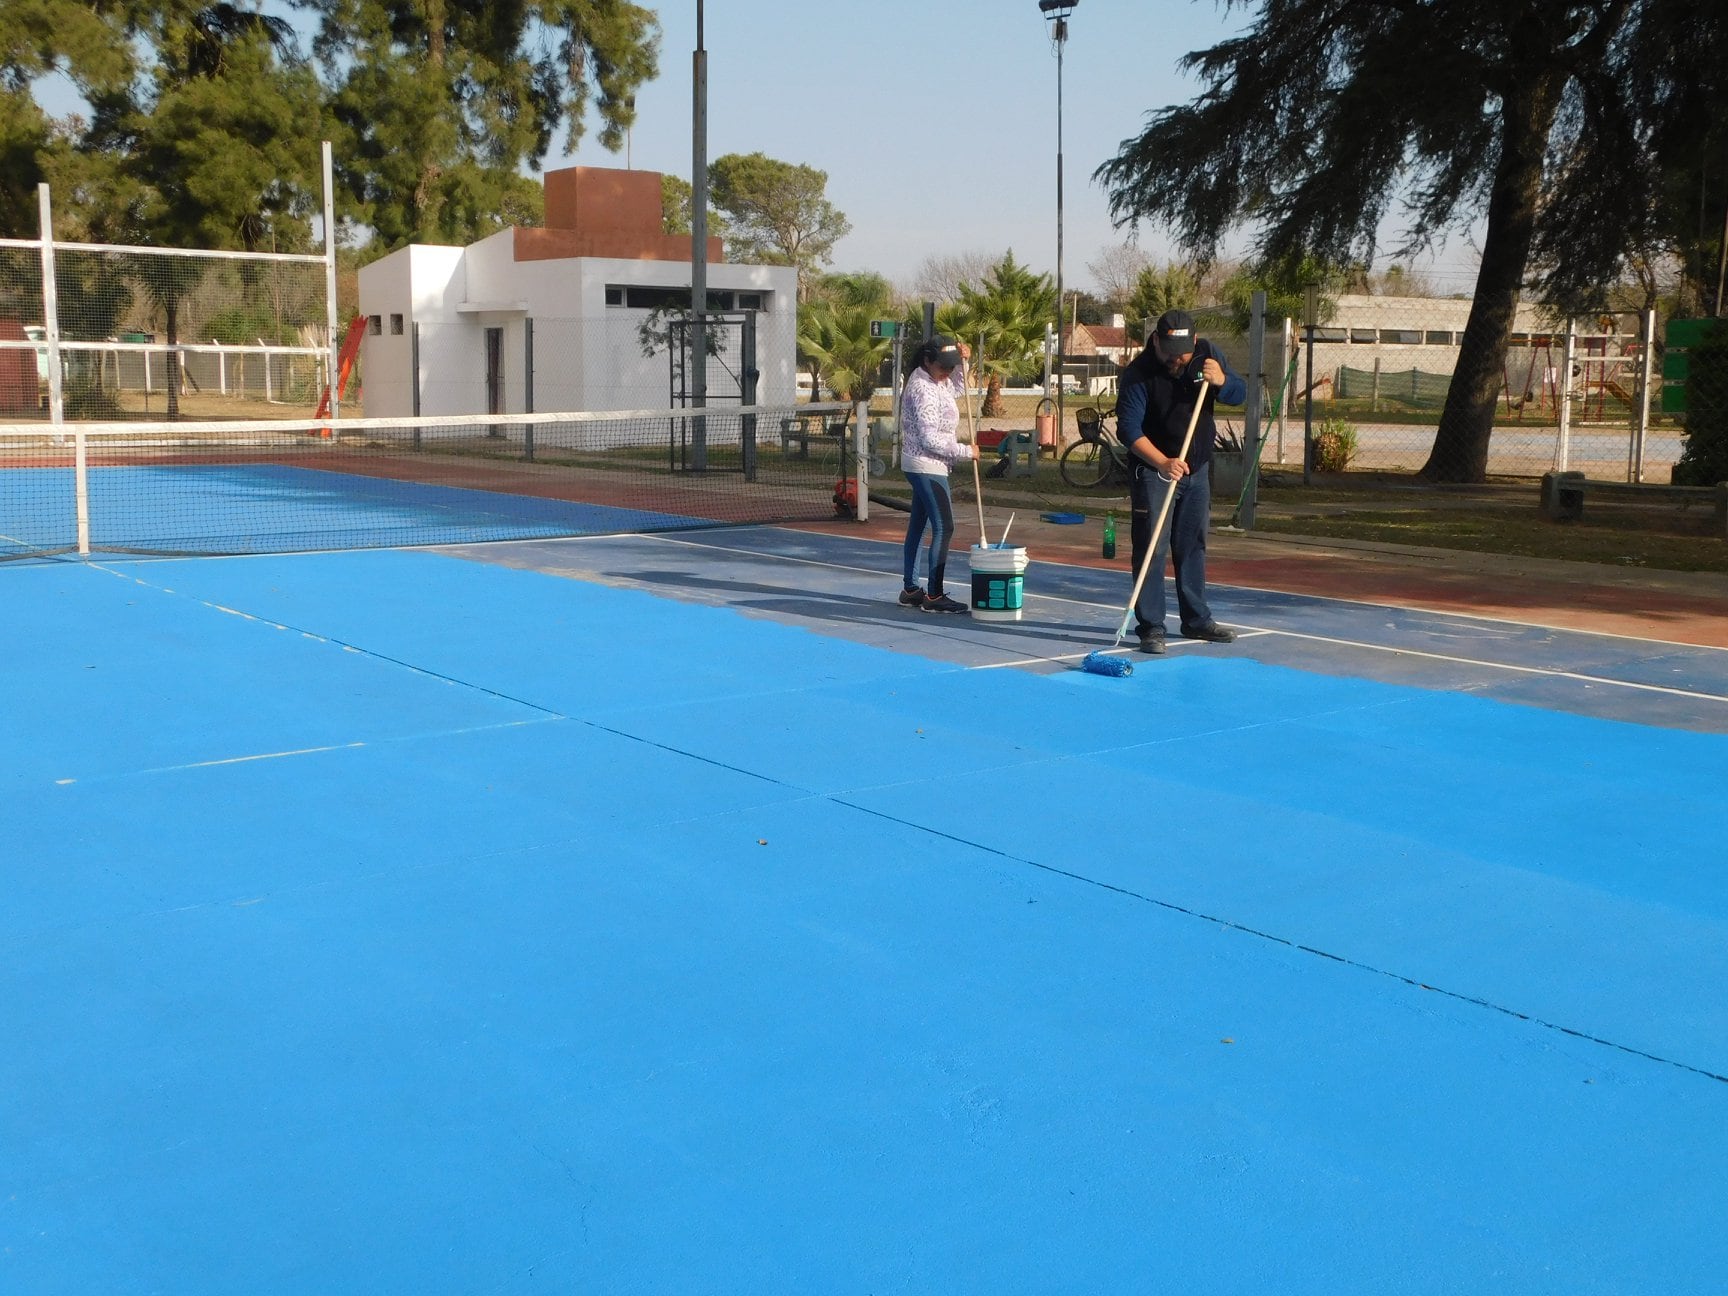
[897,336,976,613]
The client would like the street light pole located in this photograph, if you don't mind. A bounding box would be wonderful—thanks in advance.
[691,0,708,468]
[1040,0,1078,454]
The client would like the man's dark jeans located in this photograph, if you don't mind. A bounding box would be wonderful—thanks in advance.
[1129,461,1214,635]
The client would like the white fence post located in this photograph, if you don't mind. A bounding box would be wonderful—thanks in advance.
[1556,318,1576,473]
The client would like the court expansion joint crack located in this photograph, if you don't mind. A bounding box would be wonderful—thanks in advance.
[840,799,1728,1090]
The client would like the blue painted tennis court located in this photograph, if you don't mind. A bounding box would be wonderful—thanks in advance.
[6,524,1727,1294]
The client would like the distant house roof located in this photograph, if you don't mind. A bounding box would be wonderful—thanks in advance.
[1065,322,1135,357]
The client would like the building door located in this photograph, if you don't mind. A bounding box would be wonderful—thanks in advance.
[484,327,504,434]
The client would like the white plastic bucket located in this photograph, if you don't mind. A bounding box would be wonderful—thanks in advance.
[969,544,1029,621]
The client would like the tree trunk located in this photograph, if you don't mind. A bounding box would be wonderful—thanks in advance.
[981,372,1004,417]
[1420,76,1564,482]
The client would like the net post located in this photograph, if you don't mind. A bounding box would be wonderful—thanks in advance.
[854,400,869,522]
[321,142,341,427]
[37,183,88,554]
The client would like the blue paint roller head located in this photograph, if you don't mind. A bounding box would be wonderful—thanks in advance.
[1079,651,1132,678]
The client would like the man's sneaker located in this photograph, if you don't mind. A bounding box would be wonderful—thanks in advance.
[1136,630,1167,655]
[898,586,926,607]
[921,593,969,614]
[1181,622,1237,643]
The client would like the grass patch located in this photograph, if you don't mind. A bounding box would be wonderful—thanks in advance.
[1249,491,1728,573]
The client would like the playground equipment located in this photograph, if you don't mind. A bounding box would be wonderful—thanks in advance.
[1571,314,1643,423]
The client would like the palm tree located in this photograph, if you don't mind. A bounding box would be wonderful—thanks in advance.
[799,301,890,403]
[799,272,897,402]
[939,254,1055,415]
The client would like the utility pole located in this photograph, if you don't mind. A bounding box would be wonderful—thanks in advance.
[691,0,708,468]
[1040,0,1079,451]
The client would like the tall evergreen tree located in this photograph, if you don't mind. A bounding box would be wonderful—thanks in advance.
[1095,0,1728,483]
[0,0,153,233]
[707,152,850,302]
[301,0,659,249]
[1124,262,1199,342]
[80,4,325,415]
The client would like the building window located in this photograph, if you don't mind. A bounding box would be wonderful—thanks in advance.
[1350,327,1377,344]
[1424,330,1454,345]
[1310,326,1348,342]
[626,286,691,310]
[603,285,773,311]
[1379,329,1422,345]
[368,315,383,335]
[389,314,404,335]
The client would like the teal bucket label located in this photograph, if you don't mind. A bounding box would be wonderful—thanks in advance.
[971,571,1024,611]
[969,544,1028,620]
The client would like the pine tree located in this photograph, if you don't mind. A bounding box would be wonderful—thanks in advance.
[707,152,850,302]
[1095,0,1728,483]
[79,5,325,416]
[305,0,660,249]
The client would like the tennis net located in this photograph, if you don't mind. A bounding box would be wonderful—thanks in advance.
[0,403,871,560]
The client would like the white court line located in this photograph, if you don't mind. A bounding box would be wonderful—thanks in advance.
[53,717,563,786]
[587,533,1728,707]
[100,532,1725,710]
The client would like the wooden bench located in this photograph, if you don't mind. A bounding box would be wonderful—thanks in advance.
[779,414,845,459]
[1540,471,1728,536]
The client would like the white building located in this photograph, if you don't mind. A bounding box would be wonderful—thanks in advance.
[357,166,800,419]
[1302,293,1553,391]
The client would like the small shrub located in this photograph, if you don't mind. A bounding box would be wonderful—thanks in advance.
[1674,319,1728,486]
[1311,416,1358,472]
[61,379,124,419]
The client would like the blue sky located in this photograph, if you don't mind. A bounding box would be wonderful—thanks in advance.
[585,1,1479,293]
[599,0,1249,288]
[27,0,1480,293]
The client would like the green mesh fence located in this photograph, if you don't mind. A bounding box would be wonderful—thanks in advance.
[1334,365,1454,407]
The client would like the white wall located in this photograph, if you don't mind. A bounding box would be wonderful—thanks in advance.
[357,245,468,418]
[360,235,800,419]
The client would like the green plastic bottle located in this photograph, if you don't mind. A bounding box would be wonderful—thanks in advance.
[1102,511,1116,559]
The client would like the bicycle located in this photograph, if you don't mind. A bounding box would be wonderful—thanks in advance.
[1059,405,1132,489]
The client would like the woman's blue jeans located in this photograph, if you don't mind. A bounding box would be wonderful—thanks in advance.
[903,472,955,595]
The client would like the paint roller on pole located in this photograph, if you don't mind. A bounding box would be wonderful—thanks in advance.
[1079,373,1207,678]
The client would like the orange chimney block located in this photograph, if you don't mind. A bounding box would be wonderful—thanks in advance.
[514,166,723,263]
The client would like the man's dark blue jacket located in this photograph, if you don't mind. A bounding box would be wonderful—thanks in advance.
[1116,338,1246,472]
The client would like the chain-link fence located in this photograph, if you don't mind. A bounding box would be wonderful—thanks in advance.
[384,309,802,421]
[1242,294,1672,482]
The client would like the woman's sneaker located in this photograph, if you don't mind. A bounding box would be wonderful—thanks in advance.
[921,593,969,614]
[898,586,926,607]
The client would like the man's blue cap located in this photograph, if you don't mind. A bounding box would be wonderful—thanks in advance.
[1151,309,1198,358]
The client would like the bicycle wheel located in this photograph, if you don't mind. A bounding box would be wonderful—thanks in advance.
[1060,439,1113,489]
